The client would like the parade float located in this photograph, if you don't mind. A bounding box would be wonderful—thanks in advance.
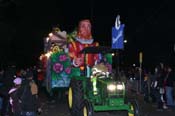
[40,19,101,96]
[40,18,140,116]
[39,27,80,97]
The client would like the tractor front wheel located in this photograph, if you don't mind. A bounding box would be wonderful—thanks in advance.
[68,78,84,116]
[128,99,140,116]
[82,100,94,116]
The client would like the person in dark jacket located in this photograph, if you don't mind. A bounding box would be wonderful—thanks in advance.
[0,66,16,115]
[0,67,4,112]
[165,66,175,108]
[9,77,23,116]
[19,70,41,116]
[154,64,168,110]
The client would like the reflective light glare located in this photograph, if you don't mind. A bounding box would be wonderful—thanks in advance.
[46,37,50,42]
[49,33,53,37]
[124,40,127,43]
[45,52,52,58]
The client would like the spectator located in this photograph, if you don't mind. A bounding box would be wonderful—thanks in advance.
[19,70,41,116]
[0,67,4,112]
[154,64,168,110]
[150,70,157,103]
[32,66,38,85]
[143,71,149,103]
[8,77,22,116]
[37,69,44,91]
[0,66,16,115]
[165,66,175,109]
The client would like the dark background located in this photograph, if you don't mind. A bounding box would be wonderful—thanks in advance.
[0,0,175,69]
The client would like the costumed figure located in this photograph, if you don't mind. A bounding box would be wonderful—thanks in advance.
[69,19,99,67]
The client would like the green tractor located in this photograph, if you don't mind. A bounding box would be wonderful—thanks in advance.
[68,46,140,116]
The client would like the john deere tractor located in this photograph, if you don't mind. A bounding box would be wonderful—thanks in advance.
[68,46,140,116]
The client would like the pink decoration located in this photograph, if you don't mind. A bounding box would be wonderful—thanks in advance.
[65,67,71,74]
[53,63,63,73]
[59,54,67,61]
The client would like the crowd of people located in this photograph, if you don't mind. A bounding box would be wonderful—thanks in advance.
[148,63,175,111]
[125,62,175,111]
[0,61,175,115]
[0,65,42,116]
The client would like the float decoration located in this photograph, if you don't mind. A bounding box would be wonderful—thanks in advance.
[50,50,72,87]
[68,19,99,67]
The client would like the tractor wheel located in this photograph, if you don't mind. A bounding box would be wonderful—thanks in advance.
[82,100,94,116]
[68,78,84,116]
[128,99,140,116]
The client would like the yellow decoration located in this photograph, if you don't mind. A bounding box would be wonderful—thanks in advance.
[53,27,61,32]
[52,46,60,53]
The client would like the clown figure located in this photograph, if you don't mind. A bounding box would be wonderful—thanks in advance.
[69,19,99,67]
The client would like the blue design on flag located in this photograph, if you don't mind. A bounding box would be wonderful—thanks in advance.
[112,24,125,49]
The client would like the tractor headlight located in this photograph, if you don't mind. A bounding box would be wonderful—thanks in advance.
[107,82,125,98]
[116,84,124,90]
[107,84,117,91]
[107,83,124,91]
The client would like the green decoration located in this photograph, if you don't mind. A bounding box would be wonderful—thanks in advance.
[104,53,112,64]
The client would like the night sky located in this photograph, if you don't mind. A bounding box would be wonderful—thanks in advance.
[0,0,175,69]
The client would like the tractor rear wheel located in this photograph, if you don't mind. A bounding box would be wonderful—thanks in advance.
[68,78,84,116]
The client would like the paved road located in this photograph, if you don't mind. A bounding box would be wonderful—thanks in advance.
[38,90,175,116]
